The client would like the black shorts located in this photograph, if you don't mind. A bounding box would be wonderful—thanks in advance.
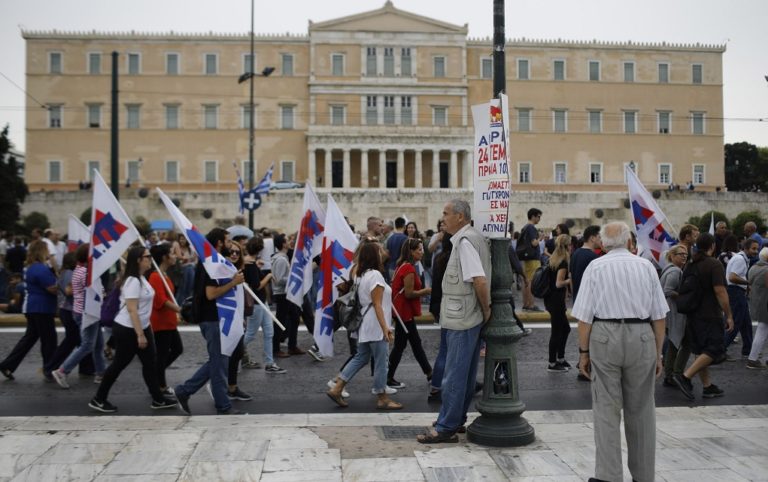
[688,316,726,363]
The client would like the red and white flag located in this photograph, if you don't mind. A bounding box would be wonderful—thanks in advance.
[287,184,326,308]
[626,165,676,263]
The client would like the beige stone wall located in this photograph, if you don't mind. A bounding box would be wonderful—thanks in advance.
[23,189,766,238]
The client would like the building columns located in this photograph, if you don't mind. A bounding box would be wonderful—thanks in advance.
[432,150,440,188]
[324,149,333,188]
[342,149,351,188]
[360,149,369,188]
[449,149,458,188]
[379,149,387,188]
[414,150,423,188]
[396,149,405,188]
[308,148,316,186]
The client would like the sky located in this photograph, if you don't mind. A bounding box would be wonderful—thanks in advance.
[1,0,766,152]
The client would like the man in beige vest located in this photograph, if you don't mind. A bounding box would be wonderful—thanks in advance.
[417,199,491,444]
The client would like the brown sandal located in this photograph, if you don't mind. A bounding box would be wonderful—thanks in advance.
[417,430,459,444]
[326,390,348,408]
[432,420,466,433]
[376,399,403,410]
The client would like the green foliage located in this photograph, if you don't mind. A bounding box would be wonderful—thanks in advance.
[725,142,768,192]
[731,210,766,238]
[686,211,729,234]
[80,207,92,226]
[21,211,50,235]
[0,125,29,232]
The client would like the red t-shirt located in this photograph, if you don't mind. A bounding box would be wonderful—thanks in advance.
[148,271,178,331]
[391,263,422,321]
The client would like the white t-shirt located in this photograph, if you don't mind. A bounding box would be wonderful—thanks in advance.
[356,269,392,343]
[725,252,749,289]
[260,238,275,270]
[114,276,155,329]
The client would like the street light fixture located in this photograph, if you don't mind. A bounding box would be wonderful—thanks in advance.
[239,0,274,229]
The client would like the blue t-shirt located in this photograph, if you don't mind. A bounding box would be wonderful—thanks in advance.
[570,247,599,303]
[24,262,57,314]
[385,232,408,271]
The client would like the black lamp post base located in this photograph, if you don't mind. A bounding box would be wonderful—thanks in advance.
[467,414,535,447]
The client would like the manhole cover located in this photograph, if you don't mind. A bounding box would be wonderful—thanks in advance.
[379,425,427,440]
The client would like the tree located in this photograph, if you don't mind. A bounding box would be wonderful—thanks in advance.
[21,211,50,235]
[0,125,29,232]
[724,142,768,192]
[80,207,92,226]
[731,210,766,238]
[687,211,729,234]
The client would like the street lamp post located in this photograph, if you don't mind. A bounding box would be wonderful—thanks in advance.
[239,0,274,230]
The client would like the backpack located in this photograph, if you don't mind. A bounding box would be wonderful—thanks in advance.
[335,276,373,332]
[516,225,539,261]
[531,264,552,299]
[676,262,701,314]
[100,285,122,324]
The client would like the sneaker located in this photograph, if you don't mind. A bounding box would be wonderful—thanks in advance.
[387,379,406,389]
[43,371,54,382]
[94,375,103,384]
[151,398,178,410]
[521,327,533,336]
[662,376,676,387]
[161,387,176,398]
[373,386,398,395]
[672,373,695,401]
[702,384,725,398]
[547,362,568,372]
[307,346,325,362]
[265,364,287,374]
[327,379,350,398]
[176,389,191,415]
[52,369,70,389]
[746,359,766,370]
[217,408,244,415]
[88,398,117,413]
[557,360,572,370]
[1,368,14,380]
[242,360,261,369]
[228,387,253,401]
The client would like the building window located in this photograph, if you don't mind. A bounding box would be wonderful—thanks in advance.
[165,161,179,183]
[281,161,295,182]
[589,163,602,183]
[383,48,394,77]
[49,52,62,74]
[624,111,637,134]
[693,164,705,184]
[87,104,101,128]
[48,105,62,128]
[623,61,635,82]
[366,47,377,76]
[659,164,672,184]
[204,160,218,183]
[553,109,567,132]
[518,162,531,183]
[281,53,294,76]
[588,110,602,133]
[48,160,61,182]
[383,96,395,125]
[554,162,567,184]
[165,105,179,129]
[517,108,531,132]
[87,161,100,181]
[366,96,378,125]
[658,111,671,134]
[401,48,412,76]
[658,63,669,83]
[401,96,412,125]
[481,58,493,79]
[330,105,345,125]
[88,53,101,75]
[691,112,705,135]
[517,59,529,80]
[126,104,140,129]
[332,54,344,76]
[205,54,218,75]
[243,53,254,75]
[433,106,448,126]
[127,53,140,75]
[433,56,446,78]
[589,61,600,81]
[203,105,218,129]
[241,105,255,129]
[280,105,295,129]
[553,59,565,80]
[692,64,703,84]
[127,160,140,184]
[167,53,180,75]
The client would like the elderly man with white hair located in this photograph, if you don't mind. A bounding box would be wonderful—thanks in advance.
[746,247,768,369]
[572,222,668,482]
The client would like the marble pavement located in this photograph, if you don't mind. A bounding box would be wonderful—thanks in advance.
[1,405,767,481]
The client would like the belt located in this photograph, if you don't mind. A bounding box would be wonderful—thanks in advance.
[593,317,650,324]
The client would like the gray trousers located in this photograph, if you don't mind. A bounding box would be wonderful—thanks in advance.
[590,321,657,482]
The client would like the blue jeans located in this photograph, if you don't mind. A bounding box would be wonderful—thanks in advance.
[435,323,482,433]
[725,285,753,356]
[340,339,388,393]
[60,315,106,375]
[175,321,230,412]
[244,305,274,365]
[430,328,448,391]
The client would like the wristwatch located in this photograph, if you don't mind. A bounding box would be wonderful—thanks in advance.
[578,347,589,354]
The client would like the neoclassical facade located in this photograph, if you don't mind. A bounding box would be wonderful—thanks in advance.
[23,1,725,192]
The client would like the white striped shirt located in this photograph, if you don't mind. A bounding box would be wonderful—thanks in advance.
[571,248,669,324]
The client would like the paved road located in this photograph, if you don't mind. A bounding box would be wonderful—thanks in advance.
[1,323,765,417]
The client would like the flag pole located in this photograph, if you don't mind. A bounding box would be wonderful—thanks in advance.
[244,283,285,331]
